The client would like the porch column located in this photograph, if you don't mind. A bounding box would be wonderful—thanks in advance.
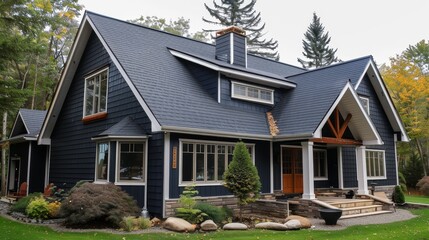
[301,141,315,200]
[356,146,369,195]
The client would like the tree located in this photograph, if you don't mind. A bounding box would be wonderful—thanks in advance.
[129,16,209,42]
[223,142,261,220]
[404,40,429,75]
[297,12,339,69]
[203,0,279,60]
[382,41,429,176]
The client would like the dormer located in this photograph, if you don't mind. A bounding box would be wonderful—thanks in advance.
[215,26,247,67]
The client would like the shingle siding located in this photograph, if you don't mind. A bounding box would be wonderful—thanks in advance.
[147,132,164,217]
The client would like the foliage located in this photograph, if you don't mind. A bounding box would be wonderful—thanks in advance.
[297,12,339,69]
[178,185,199,209]
[26,197,50,220]
[59,183,140,228]
[194,202,231,224]
[129,16,208,42]
[203,0,279,60]
[404,39,429,75]
[401,153,424,188]
[223,142,261,220]
[120,216,151,232]
[175,208,208,224]
[392,186,405,204]
[47,201,61,218]
[398,172,408,193]
[11,192,42,213]
[416,176,429,196]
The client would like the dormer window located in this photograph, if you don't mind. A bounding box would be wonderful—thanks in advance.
[83,68,108,117]
[359,96,370,115]
[231,81,274,104]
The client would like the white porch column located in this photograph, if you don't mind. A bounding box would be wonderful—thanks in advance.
[356,146,369,195]
[301,141,315,200]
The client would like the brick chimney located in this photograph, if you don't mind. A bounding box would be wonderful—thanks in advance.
[215,26,247,67]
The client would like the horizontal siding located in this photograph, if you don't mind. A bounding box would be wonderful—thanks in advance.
[29,142,47,193]
[147,132,164,217]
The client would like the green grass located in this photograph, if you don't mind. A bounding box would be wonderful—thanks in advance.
[1,209,429,240]
[406,195,429,204]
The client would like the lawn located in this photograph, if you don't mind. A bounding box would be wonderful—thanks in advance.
[1,209,429,240]
[406,195,429,204]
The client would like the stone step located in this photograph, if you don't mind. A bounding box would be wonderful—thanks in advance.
[341,204,383,216]
[340,210,392,219]
[327,199,374,208]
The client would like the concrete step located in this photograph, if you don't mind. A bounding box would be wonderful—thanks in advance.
[341,204,383,216]
[340,210,392,219]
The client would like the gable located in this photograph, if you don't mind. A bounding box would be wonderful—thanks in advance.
[10,113,28,138]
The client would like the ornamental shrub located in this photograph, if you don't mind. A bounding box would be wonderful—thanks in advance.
[392,185,405,204]
[416,176,429,196]
[223,142,261,220]
[59,182,140,228]
[11,192,42,213]
[194,202,231,224]
[175,208,207,224]
[26,197,50,220]
[47,201,61,218]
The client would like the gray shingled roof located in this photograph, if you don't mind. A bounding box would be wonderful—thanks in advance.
[86,12,372,138]
[273,56,372,136]
[95,116,146,138]
[9,109,47,140]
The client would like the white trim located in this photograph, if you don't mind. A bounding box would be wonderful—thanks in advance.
[394,134,399,186]
[356,146,369,195]
[231,81,274,105]
[313,149,328,181]
[244,37,248,68]
[144,140,148,209]
[83,67,109,118]
[178,139,255,185]
[359,96,370,115]
[26,143,32,195]
[366,149,387,180]
[301,141,315,200]
[230,33,234,64]
[355,60,409,142]
[91,135,148,141]
[44,146,51,187]
[337,147,344,189]
[270,141,274,194]
[9,112,30,138]
[163,132,170,218]
[94,142,110,183]
[87,17,162,132]
[169,49,296,89]
[217,72,221,103]
[115,140,147,184]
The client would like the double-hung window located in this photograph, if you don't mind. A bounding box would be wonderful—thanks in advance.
[366,149,386,179]
[313,149,328,180]
[84,68,108,117]
[231,81,274,104]
[117,142,146,183]
[95,142,109,182]
[181,141,253,184]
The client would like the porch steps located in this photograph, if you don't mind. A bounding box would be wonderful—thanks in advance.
[340,210,392,219]
[318,197,393,219]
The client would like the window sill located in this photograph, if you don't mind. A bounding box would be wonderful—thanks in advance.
[314,177,329,181]
[367,177,387,180]
[179,182,224,187]
[93,180,109,184]
[82,112,108,124]
[115,181,146,186]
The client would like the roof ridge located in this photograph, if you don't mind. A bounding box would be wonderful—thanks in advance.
[286,55,373,78]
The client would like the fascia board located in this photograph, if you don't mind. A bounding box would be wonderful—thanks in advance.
[161,126,272,141]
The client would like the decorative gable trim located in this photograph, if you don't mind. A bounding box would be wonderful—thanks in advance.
[355,60,409,142]
[9,111,29,138]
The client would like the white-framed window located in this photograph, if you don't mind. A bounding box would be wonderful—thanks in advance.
[180,140,254,185]
[231,81,274,104]
[116,141,146,184]
[83,68,108,117]
[313,149,328,180]
[359,96,370,115]
[95,142,109,182]
[366,149,386,179]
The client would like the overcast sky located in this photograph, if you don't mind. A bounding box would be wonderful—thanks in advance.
[79,0,429,67]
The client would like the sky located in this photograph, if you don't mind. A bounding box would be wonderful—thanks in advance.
[78,0,429,67]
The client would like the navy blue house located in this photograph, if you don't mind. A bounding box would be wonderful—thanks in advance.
[34,12,408,217]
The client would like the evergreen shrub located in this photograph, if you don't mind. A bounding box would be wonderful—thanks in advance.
[392,185,405,204]
[11,192,42,213]
[26,197,50,220]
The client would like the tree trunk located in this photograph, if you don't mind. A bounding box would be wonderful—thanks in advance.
[415,139,428,176]
[1,112,7,196]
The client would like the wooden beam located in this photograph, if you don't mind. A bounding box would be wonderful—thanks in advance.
[338,113,352,138]
[335,108,340,136]
[311,137,362,145]
[327,118,339,138]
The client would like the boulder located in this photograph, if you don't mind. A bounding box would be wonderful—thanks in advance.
[163,217,196,232]
[285,219,301,230]
[285,215,312,229]
[255,222,288,231]
[223,222,248,230]
[151,217,161,226]
[200,220,218,231]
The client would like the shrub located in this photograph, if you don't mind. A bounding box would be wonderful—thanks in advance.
[416,176,429,196]
[59,183,140,228]
[392,185,405,204]
[194,202,230,223]
[26,197,50,220]
[178,185,198,209]
[120,216,151,232]
[47,201,61,218]
[175,208,207,224]
[11,192,42,213]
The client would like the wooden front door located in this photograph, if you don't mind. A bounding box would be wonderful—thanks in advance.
[282,147,303,194]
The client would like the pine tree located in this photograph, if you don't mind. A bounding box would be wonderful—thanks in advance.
[298,12,339,69]
[223,142,261,220]
[203,0,279,60]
